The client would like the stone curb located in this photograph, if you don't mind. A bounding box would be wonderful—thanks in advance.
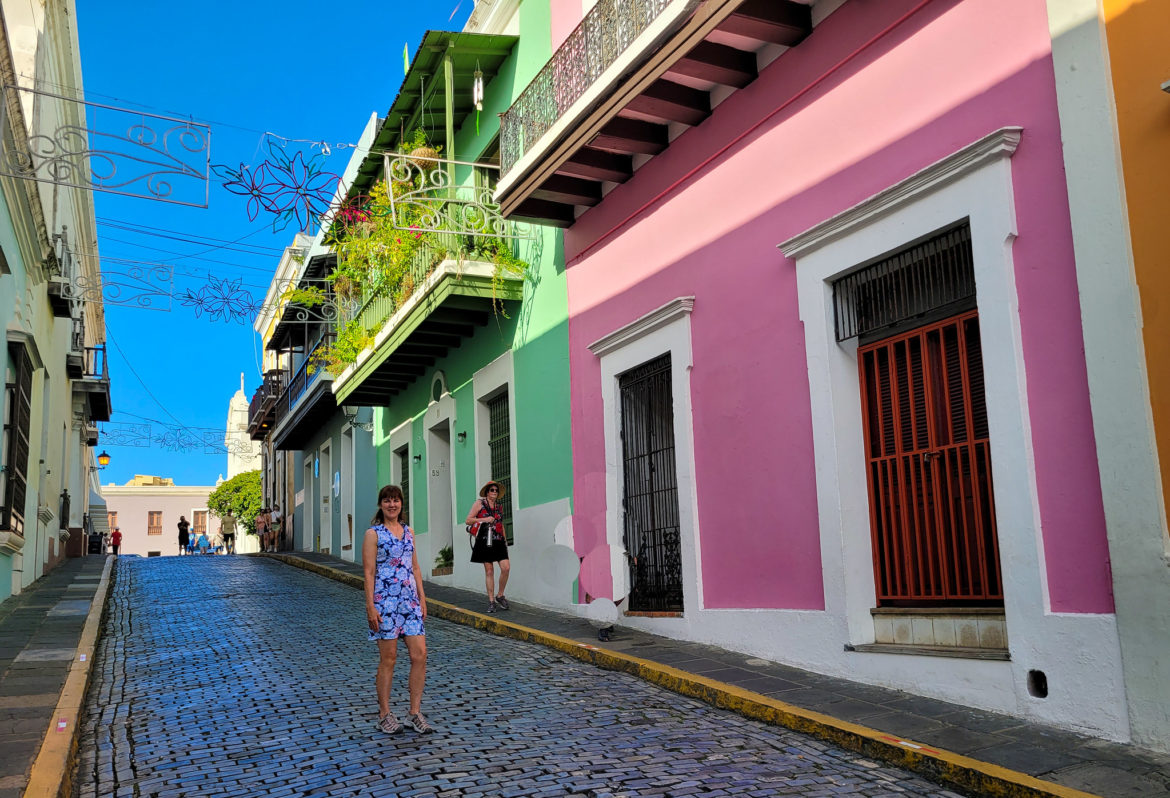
[22,555,115,798]
[264,553,1100,798]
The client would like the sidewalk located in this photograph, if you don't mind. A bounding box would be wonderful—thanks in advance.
[0,554,109,798]
[269,551,1170,798]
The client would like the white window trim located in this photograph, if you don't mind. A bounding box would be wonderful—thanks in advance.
[778,126,1130,731]
[424,382,457,538]
[778,127,1045,634]
[388,419,412,493]
[589,297,701,611]
[474,350,519,520]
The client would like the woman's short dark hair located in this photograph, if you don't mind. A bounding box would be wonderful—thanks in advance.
[371,484,407,525]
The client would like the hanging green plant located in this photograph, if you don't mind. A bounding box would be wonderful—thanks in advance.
[314,129,530,370]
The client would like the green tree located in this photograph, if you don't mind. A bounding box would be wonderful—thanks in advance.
[207,470,262,535]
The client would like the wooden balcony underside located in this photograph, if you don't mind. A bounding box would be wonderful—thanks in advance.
[499,0,811,227]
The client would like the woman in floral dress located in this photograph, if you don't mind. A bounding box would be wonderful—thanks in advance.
[362,484,433,735]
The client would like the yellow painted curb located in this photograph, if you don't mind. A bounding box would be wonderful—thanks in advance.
[23,555,115,798]
[268,554,1100,798]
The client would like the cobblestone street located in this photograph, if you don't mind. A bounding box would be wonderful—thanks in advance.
[76,557,962,797]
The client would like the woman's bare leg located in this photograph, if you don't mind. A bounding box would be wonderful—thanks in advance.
[483,563,495,602]
[376,639,397,717]
[403,635,427,715]
[497,559,511,597]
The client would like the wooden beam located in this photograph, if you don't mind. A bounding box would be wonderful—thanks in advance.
[670,40,757,88]
[557,148,633,183]
[591,117,668,155]
[624,79,710,125]
[716,0,811,46]
[532,174,603,207]
[510,198,577,228]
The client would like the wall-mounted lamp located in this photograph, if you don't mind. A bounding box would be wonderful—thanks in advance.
[457,431,467,443]
[340,404,375,433]
[96,450,111,469]
[412,454,422,464]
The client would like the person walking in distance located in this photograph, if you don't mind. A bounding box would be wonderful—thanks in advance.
[255,508,269,552]
[222,514,236,554]
[109,527,122,556]
[363,484,433,735]
[269,504,283,552]
[464,480,511,613]
[177,516,190,556]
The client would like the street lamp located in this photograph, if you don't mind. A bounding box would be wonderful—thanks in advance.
[96,451,111,469]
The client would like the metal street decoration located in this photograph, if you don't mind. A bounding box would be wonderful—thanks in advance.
[97,422,152,448]
[383,153,536,240]
[175,276,260,323]
[65,259,175,311]
[0,84,210,207]
[213,138,339,233]
[175,275,345,326]
[100,422,257,458]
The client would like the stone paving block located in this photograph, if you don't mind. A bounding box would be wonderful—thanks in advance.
[73,557,963,797]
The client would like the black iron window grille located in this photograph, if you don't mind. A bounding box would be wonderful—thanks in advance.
[486,391,514,543]
[1,344,32,536]
[833,223,976,343]
[397,447,411,524]
[619,353,683,612]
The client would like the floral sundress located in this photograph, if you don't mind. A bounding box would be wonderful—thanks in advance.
[367,523,424,640]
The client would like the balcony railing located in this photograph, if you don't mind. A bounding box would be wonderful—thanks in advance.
[274,334,334,428]
[499,0,677,176]
[83,345,107,380]
[247,368,284,438]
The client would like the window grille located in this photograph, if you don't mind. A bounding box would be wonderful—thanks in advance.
[833,223,975,342]
[147,511,162,535]
[193,511,207,535]
[107,511,117,529]
[397,448,410,523]
[2,344,32,536]
[486,391,513,543]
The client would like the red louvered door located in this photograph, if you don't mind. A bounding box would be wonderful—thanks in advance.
[858,311,1003,605]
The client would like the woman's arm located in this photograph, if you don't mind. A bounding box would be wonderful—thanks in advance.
[361,528,380,632]
[411,547,427,619]
[464,499,485,526]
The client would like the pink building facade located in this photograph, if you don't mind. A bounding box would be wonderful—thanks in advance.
[101,484,216,557]
[499,0,1129,741]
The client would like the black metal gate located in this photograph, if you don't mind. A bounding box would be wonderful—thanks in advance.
[619,353,683,612]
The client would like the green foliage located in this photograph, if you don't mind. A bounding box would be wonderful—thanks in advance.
[435,544,454,569]
[313,129,531,372]
[207,470,262,535]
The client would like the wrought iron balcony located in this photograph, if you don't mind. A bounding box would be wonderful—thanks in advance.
[500,0,677,177]
[271,334,336,450]
[71,344,111,422]
[495,0,811,225]
[65,316,85,379]
[247,368,284,440]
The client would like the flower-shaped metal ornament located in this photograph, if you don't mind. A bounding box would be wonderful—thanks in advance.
[175,276,263,324]
[212,138,340,233]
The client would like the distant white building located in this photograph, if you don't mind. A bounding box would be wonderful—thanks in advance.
[226,373,261,480]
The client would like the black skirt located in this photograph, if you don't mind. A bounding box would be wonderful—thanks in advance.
[469,526,509,563]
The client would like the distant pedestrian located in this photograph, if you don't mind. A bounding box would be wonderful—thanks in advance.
[222,515,236,554]
[269,504,283,551]
[109,527,122,556]
[363,484,432,735]
[464,480,510,613]
[177,516,190,556]
[195,530,210,554]
[255,508,269,552]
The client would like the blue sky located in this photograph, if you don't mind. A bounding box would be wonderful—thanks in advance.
[76,0,472,486]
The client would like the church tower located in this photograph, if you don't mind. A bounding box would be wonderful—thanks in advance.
[226,373,260,479]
